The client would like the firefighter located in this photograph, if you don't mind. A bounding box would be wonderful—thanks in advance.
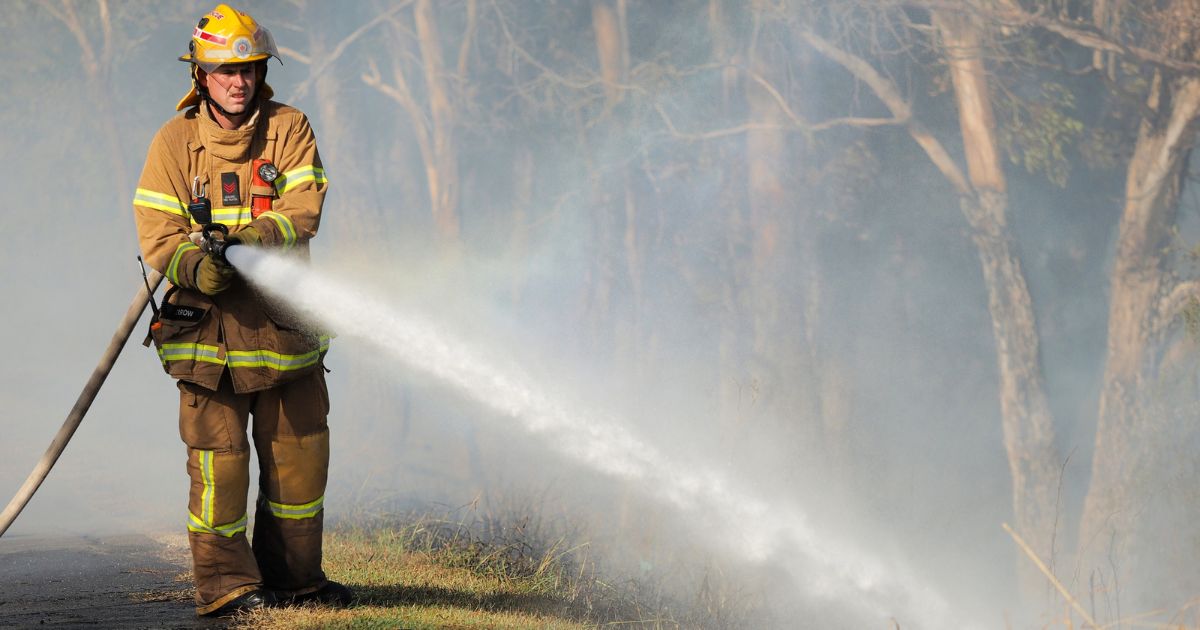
[132,4,351,617]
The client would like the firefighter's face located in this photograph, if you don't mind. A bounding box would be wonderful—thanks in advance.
[203,63,257,115]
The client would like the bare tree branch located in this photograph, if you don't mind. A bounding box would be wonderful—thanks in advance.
[801,28,972,196]
[277,45,312,65]
[288,0,414,102]
[671,104,903,138]
[488,0,603,91]
[655,104,788,140]
[361,57,431,142]
[456,0,478,80]
[1156,279,1200,335]
[913,0,1200,75]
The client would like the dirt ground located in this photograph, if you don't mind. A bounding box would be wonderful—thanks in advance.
[0,532,221,629]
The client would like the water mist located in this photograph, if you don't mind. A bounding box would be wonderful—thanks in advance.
[226,245,974,629]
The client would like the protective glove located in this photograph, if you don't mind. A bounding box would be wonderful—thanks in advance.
[227,226,262,248]
[195,255,235,295]
[189,230,216,255]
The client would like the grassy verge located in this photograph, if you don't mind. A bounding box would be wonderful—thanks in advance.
[232,513,690,629]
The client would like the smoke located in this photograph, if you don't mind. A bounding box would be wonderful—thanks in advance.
[2,1,1168,628]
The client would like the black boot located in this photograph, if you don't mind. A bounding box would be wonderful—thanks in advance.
[288,581,354,607]
[201,589,275,617]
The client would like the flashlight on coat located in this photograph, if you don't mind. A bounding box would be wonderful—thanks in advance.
[251,159,278,218]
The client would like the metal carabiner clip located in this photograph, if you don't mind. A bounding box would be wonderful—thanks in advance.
[191,176,206,200]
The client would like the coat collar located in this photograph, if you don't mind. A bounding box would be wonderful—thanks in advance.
[196,98,265,161]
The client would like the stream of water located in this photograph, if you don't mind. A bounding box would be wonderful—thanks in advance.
[227,245,971,628]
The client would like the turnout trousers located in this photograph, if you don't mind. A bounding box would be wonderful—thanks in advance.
[178,369,331,615]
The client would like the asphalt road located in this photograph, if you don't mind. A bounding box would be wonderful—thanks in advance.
[0,533,222,629]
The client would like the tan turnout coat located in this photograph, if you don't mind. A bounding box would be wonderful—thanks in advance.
[134,99,328,393]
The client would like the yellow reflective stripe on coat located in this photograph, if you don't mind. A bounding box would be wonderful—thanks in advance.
[166,242,200,285]
[188,207,254,228]
[187,512,248,537]
[134,187,187,216]
[211,206,253,227]
[266,495,324,519]
[259,211,297,248]
[275,165,327,194]
[226,346,322,371]
[162,338,328,370]
[158,342,223,365]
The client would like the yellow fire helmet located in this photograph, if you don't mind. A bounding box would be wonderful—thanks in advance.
[176,3,279,111]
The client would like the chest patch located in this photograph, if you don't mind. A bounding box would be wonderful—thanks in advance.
[220,172,240,206]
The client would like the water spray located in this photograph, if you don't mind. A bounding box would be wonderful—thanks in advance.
[227,245,977,629]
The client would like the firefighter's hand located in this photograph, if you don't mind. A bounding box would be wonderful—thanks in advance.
[195,256,234,295]
[189,231,210,253]
[228,226,261,248]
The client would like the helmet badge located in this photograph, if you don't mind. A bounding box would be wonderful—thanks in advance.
[233,37,252,58]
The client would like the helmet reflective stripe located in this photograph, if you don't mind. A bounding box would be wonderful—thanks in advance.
[166,242,201,285]
[259,211,297,248]
[134,188,186,216]
[275,165,327,194]
[266,495,324,519]
[193,27,228,45]
[187,512,248,537]
[158,343,223,366]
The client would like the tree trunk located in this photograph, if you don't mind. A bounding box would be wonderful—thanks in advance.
[1078,72,1200,593]
[806,18,1062,592]
[933,9,1062,603]
[592,0,626,108]
[414,0,460,244]
[706,0,749,428]
[743,10,820,451]
[301,2,380,246]
[590,0,643,375]
[55,1,129,216]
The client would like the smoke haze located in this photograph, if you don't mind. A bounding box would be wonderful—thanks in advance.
[4,1,1197,627]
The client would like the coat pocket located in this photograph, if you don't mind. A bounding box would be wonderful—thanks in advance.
[259,293,327,375]
[150,288,223,381]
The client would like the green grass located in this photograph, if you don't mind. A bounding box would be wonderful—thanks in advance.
[232,513,691,629]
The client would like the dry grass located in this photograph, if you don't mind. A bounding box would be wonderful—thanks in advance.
[231,512,697,629]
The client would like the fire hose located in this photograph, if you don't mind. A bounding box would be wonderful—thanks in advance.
[0,222,254,537]
[0,270,164,537]
[0,162,274,538]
